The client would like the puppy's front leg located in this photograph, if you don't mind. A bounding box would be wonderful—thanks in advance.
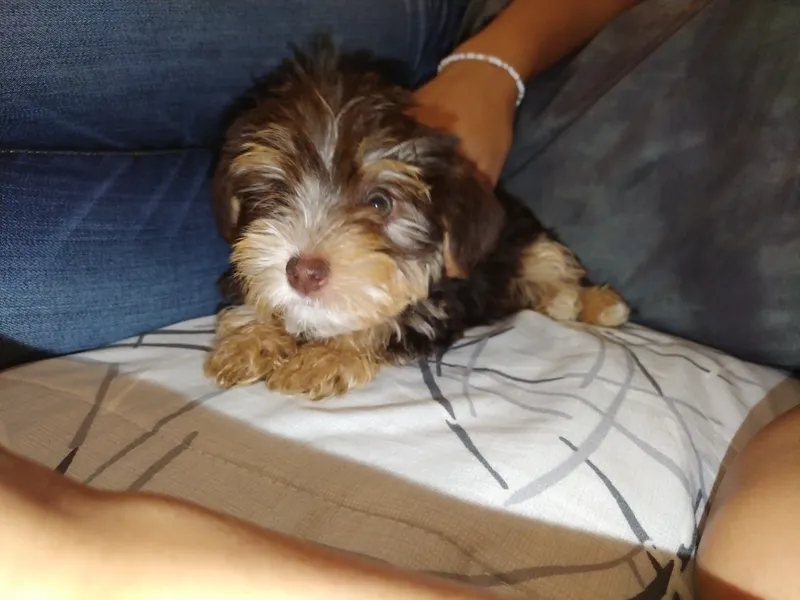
[205,306,297,388]
[266,328,391,400]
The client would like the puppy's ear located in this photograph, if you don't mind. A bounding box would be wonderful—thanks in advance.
[439,173,506,279]
[210,153,242,244]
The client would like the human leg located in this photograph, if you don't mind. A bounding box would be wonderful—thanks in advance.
[0,445,496,600]
[0,0,470,151]
[500,0,800,370]
[695,403,800,599]
[0,150,230,367]
[0,0,470,368]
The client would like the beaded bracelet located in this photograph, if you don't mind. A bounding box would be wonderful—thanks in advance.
[437,51,526,107]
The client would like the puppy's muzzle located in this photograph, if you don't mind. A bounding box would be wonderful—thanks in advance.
[286,255,330,296]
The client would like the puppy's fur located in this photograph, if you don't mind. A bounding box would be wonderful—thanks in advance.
[205,39,629,400]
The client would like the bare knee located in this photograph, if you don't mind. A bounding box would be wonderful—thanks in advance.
[696,405,800,600]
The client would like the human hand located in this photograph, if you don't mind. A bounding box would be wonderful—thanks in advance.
[410,58,519,186]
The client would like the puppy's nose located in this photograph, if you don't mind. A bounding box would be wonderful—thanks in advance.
[286,255,330,295]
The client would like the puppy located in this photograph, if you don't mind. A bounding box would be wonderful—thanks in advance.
[205,40,629,400]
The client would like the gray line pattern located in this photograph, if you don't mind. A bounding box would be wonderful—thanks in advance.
[420,356,509,488]
[446,420,508,489]
[505,350,636,505]
[432,545,645,587]
[10,308,792,600]
[442,358,719,424]
[446,325,515,354]
[627,558,646,589]
[461,336,490,417]
[463,382,573,419]
[627,347,664,397]
[126,431,199,491]
[84,389,224,485]
[437,360,566,386]
[55,446,80,474]
[656,395,707,505]
[582,332,608,388]
[592,375,721,425]
[419,358,456,419]
[437,356,695,495]
[606,329,761,388]
[560,437,649,543]
[70,363,119,449]
[677,491,704,571]
[632,552,676,599]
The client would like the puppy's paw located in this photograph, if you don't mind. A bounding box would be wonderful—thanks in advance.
[205,346,264,388]
[543,287,581,322]
[579,286,630,328]
[266,344,382,400]
[204,307,296,388]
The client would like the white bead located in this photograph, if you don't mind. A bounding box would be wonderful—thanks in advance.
[437,52,526,107]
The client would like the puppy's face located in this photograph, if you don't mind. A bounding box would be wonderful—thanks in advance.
[213,51,505,339]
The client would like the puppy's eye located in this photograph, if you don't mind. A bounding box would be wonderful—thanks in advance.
[366,194,393,216]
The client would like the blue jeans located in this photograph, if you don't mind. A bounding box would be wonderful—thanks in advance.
[1,0,798,372]
[0,0,469,367]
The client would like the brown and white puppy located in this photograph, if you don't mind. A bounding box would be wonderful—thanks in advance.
[205,40,629,400]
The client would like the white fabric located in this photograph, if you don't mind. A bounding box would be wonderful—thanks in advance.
[1,312,798,600]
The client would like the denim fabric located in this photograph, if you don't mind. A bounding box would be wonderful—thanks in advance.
[0,0,469,368]
[2,0,798,372]
[1,150,228,366]
[502,0,800,370]
[0,0,467,150]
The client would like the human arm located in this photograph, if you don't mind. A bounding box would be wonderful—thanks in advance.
[411,0,642,185]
